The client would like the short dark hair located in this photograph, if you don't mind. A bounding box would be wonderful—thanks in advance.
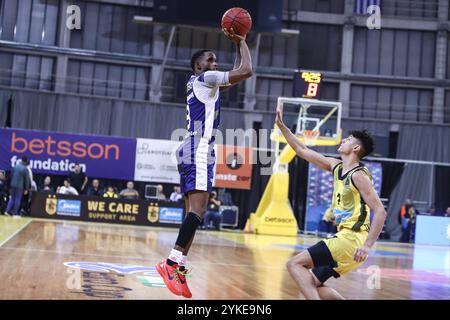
[349,130,374,159]
[21,156,28,165]
[190,49,212,72]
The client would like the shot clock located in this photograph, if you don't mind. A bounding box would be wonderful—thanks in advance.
[293,70,322,99]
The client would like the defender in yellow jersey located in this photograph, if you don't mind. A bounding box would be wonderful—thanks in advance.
[275,110,387,300]
[331,162,372,232]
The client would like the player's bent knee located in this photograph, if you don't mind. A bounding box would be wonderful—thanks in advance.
[286,259,295,271]
[298,251,314,267]
[287,250,313,270]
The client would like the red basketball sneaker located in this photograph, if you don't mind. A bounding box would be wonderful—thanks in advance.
[177,266,192,298]
[155,259,182,296]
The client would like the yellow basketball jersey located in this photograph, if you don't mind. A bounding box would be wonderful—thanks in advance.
[331,162,372,232]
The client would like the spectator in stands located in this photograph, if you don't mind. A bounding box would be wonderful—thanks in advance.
[57,178,79,196]
[169,185,183,202]
[400,199,418,243]
[5,156,31,218]
[39,176,54,193]
[87,179,103,197]
[119,181,139,200]
[445,207,450,218]
[68,164,88,194]
[0,171,9,215]
[425,205,436,216]
[203,191,222,230]
[399,198,413,224]
[156,184,166,200]
[103,186,118,198]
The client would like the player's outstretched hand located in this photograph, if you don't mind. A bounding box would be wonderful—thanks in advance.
[222,27,246,43]
[275,110,286,130]
[354,246,370,262]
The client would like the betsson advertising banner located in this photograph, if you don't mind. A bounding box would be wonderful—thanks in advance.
[0,128,136,180]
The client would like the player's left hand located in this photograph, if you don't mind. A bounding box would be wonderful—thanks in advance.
[275,110,286,130]
[354,246,370,262]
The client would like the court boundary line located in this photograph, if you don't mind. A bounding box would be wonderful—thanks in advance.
[0,218,32,248]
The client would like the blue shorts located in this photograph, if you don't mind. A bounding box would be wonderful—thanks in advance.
[177,137,215,194]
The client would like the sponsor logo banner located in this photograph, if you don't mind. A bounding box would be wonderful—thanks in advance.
[57,199,81,217]
[134,138,180,183]
[0,128,136,180]
[158,207,183,224]
[214,145,253,190]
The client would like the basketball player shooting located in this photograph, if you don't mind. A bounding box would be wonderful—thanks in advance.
[275,109,387,300]
[156,27,253,298]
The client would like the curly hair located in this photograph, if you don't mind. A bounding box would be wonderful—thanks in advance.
[349,130,374,159]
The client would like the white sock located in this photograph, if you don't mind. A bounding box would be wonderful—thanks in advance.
[180,255,187,266]
[168,249,183,264]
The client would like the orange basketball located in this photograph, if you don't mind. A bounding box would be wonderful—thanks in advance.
[221,7,252,36]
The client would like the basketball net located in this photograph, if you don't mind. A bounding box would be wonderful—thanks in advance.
[302,130,320,146]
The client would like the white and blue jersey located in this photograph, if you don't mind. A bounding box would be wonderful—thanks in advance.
[177,70,230,194]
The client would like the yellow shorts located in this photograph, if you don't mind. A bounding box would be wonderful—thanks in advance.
[307,228,368,283]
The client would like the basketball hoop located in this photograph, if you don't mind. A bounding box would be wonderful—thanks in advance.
[302,130,320,146]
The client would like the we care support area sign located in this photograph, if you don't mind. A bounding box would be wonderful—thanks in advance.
[31,193,185,227]
[0,128,253,190]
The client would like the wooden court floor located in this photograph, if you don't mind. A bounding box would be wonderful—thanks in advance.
[0,216,448,300]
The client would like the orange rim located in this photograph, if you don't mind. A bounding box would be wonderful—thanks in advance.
[303,130,320,137]
[303,130,320,144]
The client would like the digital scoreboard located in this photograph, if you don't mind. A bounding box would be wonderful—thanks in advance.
[293,70,322,99]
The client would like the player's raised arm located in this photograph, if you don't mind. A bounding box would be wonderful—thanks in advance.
[275,110,340,172]
[222,28,253,84]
